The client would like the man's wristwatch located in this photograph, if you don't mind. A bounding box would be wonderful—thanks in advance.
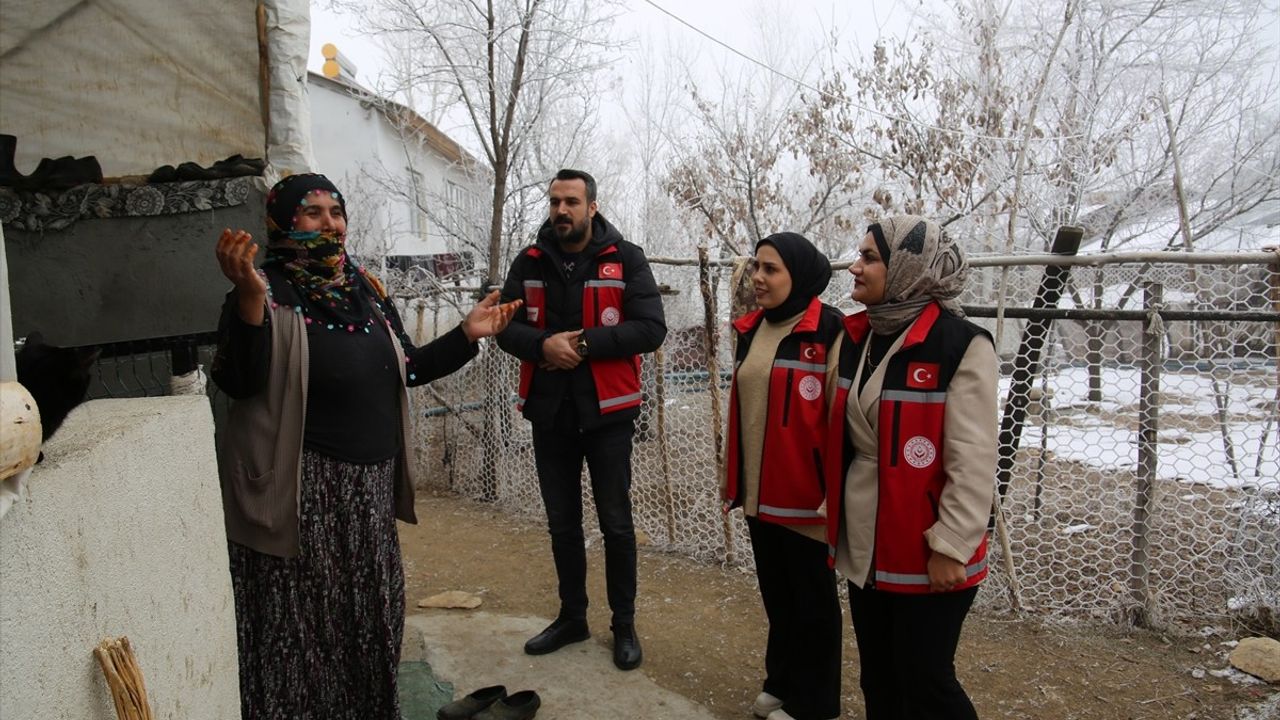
[576,335,589,358]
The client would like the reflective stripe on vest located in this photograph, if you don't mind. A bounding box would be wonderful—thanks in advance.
[599,391,643,410]
[875,555,988,588]
[757,504,824,519]
[882,389,947,404]
[774,359,826,373]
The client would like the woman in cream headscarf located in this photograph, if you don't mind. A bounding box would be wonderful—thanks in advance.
[827,215,997,719]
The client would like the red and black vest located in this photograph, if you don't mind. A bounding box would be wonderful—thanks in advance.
[515,245,643,415]
[726,297,844,550]
[826,302,992,591]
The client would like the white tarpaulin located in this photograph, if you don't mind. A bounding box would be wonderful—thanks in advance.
[0,0,312,178]
[263,0,315,176]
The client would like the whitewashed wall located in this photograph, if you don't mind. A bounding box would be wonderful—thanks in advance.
[0,397,239,719]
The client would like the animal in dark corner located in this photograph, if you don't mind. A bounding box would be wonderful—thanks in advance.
[15,332,101,444]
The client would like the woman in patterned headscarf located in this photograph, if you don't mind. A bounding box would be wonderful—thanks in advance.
[828,215,998,720]
[210,173,518,719]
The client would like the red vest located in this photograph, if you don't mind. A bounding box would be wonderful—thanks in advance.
[515,245,642,415]
[726,298,843,552]
[828,303,990,591]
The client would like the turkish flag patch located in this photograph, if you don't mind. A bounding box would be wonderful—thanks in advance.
[797,342,826,365]
[906,362,940,389]
[599,262,622,279]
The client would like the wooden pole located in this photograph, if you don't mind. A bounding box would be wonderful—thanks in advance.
[1257,258,1280,477]
[1033,364,1051,521]
[1130,282,1162,628]
[698,246,732,564]
[1087,272,1104,402]
[414,298,427,345]
[1160,87,1240,481]
[477,289,500,501]
[655,347,675,545]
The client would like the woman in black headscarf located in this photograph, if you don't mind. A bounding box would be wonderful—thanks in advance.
[831,215,997,719]
[210,173,517,718]
[722,233,844,720]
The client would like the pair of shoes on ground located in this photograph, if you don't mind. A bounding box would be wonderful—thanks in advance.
[753,691,838,720]
[437,685,540,720]
[522,617,643,670]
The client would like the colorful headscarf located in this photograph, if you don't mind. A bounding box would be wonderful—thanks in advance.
[262,173,383,326]
[864,215,969,335]
[754,232,832,323]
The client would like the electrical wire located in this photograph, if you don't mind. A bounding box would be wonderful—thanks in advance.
[640,0,1086,144]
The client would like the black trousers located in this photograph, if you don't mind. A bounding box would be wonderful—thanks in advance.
[531,406,637,626]
[847,582,979,720]
[747,516,842,720]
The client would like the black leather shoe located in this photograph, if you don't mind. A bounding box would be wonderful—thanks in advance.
[611,623,643,670]
[437,684,506,720]
[523,618,589,655]
[473,690,540,720]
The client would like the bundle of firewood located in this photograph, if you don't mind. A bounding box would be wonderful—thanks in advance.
[93,637,153,720]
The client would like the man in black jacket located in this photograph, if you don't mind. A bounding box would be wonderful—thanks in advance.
[496,169,667,670]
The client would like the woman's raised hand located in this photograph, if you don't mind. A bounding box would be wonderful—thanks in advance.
[216,228,267,325]
[462,290,522,342]
[216,229,267,296]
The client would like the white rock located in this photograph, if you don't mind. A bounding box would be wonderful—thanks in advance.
[417,590,483,610]
[1229,637,1280,683]
[1061,523,1096,535]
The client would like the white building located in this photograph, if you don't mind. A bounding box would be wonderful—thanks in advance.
[308,61,486,277]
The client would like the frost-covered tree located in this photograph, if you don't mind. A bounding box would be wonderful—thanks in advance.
[333,0,624,284]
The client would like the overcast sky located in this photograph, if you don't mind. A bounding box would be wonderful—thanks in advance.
[308,0,921,90]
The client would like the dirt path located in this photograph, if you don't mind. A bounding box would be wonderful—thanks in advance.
[399,488,1277,720]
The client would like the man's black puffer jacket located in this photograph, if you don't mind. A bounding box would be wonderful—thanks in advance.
[496,213,667,429]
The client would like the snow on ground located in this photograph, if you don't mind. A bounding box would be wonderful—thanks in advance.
[1002,365,1278,490]
[1077,201,1280,253]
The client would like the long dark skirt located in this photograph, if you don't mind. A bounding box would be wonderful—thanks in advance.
[228,449,404,720]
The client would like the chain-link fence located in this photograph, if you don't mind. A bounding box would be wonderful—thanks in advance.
[404,250,1279,632]
[58,249,1276,632]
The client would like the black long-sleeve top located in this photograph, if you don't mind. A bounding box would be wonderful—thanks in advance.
[211,272,477,463]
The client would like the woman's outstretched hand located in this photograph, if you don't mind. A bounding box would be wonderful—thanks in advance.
[462,290,521,342]
[216,228,267,326]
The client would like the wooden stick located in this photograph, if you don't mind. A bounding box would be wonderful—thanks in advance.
[93,637,153,720]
